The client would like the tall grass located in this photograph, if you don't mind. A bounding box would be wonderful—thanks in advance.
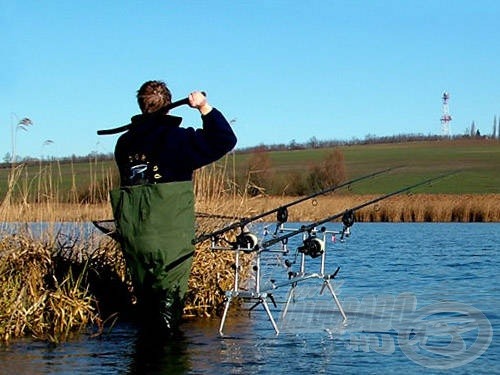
[0,158,115,222]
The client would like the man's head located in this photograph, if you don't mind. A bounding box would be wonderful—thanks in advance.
[137,80,172,114]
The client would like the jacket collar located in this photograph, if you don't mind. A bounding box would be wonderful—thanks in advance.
[129,113,182,132]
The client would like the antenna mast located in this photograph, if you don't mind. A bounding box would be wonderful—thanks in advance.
[440,91,452,137]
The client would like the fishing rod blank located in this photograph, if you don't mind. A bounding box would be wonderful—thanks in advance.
[97,92,206,135]
[259,171,459,250]
[193,166,400,244]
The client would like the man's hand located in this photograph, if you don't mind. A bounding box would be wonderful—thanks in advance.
[189,91,212,115]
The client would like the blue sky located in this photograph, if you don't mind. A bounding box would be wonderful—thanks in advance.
[1,1,499,159]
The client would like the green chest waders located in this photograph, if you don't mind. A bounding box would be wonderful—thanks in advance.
[110,181,195,329]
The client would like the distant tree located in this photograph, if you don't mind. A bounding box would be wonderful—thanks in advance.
[245,147,273,196]
[470,121,476,137]
[307,136,320,148]
[306,148,346,192]
[3,153,11,163]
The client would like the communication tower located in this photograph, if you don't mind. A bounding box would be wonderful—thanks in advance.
[440,91,452,136]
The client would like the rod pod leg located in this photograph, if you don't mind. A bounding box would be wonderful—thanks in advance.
[281,283,296,319]
[219,295,233,336]
[324,280,347,322]
[260,296,280,335]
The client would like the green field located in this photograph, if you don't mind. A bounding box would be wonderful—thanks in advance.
[0,139,498,202]
[235,139,500,194]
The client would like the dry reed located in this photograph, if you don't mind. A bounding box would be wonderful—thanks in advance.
[0,157,255,343]
[244,193,500,223]
[0,233,100,343]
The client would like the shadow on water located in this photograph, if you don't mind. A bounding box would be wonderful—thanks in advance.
[128,312,259,375]
[130,329,191,374]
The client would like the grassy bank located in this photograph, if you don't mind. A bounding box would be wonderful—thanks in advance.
[234,139,500,194]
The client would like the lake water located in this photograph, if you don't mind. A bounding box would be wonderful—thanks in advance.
[0,222,498,374]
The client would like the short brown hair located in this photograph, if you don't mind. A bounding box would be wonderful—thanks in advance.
[137,80,172,114]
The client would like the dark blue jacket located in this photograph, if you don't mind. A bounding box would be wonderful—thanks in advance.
[114,108,237,186]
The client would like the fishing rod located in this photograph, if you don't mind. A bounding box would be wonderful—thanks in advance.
[96,92,206,135]
[92,210,241,239]
[192,166,400,245]
[258,171,459,250]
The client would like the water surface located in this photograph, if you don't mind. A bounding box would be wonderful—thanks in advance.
[0,223,498,374]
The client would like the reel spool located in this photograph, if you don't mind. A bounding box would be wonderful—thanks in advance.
[276,207,288,224]
[341,209,355,239]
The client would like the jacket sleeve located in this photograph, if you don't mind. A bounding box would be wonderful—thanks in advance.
[187,108,237,169]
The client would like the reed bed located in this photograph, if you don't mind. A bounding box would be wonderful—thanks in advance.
[0,233,99,343]
[2,194,498,224]
[243,193,500,223]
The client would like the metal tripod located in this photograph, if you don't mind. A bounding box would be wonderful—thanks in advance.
[275,226,347,324]
[218,245,280,336]
[216,225,348,336]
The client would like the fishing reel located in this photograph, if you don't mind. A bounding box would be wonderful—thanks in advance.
[341,209,355,239]
[276,207,288,224]
[297,234,325,258]
[235,231,258,252]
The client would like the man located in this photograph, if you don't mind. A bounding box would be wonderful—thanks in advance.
[111,80,237,332]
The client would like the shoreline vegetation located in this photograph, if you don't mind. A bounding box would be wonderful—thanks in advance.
[1,139,499,344]
[0,193,498,223]
[0,193,500,223]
